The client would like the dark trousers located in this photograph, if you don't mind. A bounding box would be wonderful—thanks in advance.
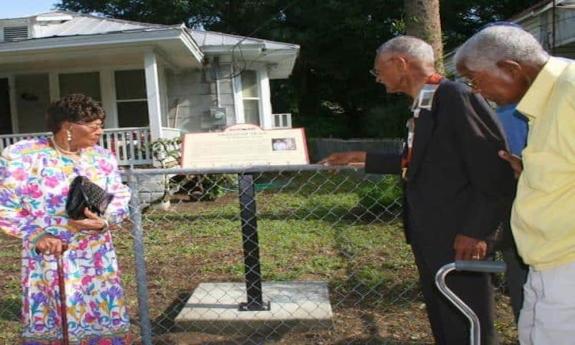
[411,240,499,345]
[501,244,528,322]
[495,221,529,323]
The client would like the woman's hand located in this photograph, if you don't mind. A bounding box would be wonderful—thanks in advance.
[68,208,108,233]
[36,235,65,256]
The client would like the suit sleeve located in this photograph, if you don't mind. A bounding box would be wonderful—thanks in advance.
[365,152,402,174]
[446,83,515,240]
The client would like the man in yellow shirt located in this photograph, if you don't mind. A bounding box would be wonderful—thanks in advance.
[455,25,575,345]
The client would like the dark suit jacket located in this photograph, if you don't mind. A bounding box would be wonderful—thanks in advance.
[365,80,515,247]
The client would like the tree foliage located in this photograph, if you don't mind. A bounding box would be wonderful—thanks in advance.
[441,0,540,50]
[56,0,540,138]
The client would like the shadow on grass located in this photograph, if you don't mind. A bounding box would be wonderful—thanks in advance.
[151,291,191,334]
[0,296,20,321]
[334,338,431,345]
[329,279,422,310]
[328,221,421,311]
[152,333,292,345]
[332,313,432,345]
[149,290,293,344]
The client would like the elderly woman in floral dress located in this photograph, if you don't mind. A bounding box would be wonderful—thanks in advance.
[0,94,131,344]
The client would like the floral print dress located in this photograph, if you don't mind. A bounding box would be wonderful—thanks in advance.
[0,137,131,345]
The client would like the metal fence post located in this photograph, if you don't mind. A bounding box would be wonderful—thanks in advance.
[238,173,270,311]
[127,170,154,345]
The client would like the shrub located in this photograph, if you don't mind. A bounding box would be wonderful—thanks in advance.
[171,174,237,201]
[357,176,402,212]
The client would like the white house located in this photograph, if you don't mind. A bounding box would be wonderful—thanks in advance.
[0,11,299,165]
[444,0,575,75]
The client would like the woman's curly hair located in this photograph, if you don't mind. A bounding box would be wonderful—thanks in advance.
[46,94,106,133]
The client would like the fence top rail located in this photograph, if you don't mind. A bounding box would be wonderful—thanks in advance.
[121,164,363,176]
[311,138,403,142]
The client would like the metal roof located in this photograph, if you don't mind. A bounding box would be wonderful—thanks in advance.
[0,11,299,78]
[33,13,165,38]
[1,11,298,50]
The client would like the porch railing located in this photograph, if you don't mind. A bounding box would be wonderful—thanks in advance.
[0,131,52,152]
[99,127,154,167]
[0,127,183,167]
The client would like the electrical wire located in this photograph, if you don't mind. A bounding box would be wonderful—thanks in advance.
[215,0,303,80]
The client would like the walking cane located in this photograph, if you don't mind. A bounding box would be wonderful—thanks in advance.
[56,245,69,345]
[435,260,506,345]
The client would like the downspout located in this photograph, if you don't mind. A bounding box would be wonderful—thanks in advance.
[214,56,221,108]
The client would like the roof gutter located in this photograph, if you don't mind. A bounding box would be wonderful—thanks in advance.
[511,0,574,23]
[201,44,266,54]
[512,3,554,23]
[177,24,204,63]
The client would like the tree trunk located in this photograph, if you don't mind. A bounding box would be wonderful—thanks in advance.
[404,0,444,73]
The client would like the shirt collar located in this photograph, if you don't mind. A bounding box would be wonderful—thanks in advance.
[517,57,570,120]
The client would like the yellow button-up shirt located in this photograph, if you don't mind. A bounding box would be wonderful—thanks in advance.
[512,57,575,271]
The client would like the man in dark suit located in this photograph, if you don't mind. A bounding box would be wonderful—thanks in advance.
[321,36,515,345]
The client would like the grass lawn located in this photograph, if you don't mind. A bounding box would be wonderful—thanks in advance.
[0,171,517,344]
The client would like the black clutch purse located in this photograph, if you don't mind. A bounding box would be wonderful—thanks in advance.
[66,176,114,220]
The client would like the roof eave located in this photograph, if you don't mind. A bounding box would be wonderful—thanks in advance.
[0,27,203,65]
[201,44,299,79]
[178,26,204,64]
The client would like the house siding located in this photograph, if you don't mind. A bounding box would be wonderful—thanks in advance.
[517,7,575,58]
[0,11,298,140]
[444,5,575,75]
[165,64,236,133]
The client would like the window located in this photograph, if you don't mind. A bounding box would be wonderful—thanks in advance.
[15,74,50,133]
[59,72,101,101]
[3,26,28,41]
[241,71,260,126]
[115,70,148,127]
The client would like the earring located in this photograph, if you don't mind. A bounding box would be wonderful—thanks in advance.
[66,129,72,143]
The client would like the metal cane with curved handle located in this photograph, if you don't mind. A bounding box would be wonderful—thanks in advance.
[435,260,506,345]
[53,245,69,345]
[57,252,69,345]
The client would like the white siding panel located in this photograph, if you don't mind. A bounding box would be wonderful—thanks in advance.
[166,67,236,133]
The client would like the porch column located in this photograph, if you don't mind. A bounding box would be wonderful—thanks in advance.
[232,72,246,124]
[144,51,163,141]
[258,67,273,129]
[8,76,18,132]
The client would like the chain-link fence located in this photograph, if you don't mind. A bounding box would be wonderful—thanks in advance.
[0,165,517,344]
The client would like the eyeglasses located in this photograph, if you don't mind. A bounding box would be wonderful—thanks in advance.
[370,57,395,78]
[74,121,105,130]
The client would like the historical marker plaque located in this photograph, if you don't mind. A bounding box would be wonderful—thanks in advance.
[181,124,309,168]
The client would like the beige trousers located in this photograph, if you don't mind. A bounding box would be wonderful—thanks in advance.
[519,261,575,345]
